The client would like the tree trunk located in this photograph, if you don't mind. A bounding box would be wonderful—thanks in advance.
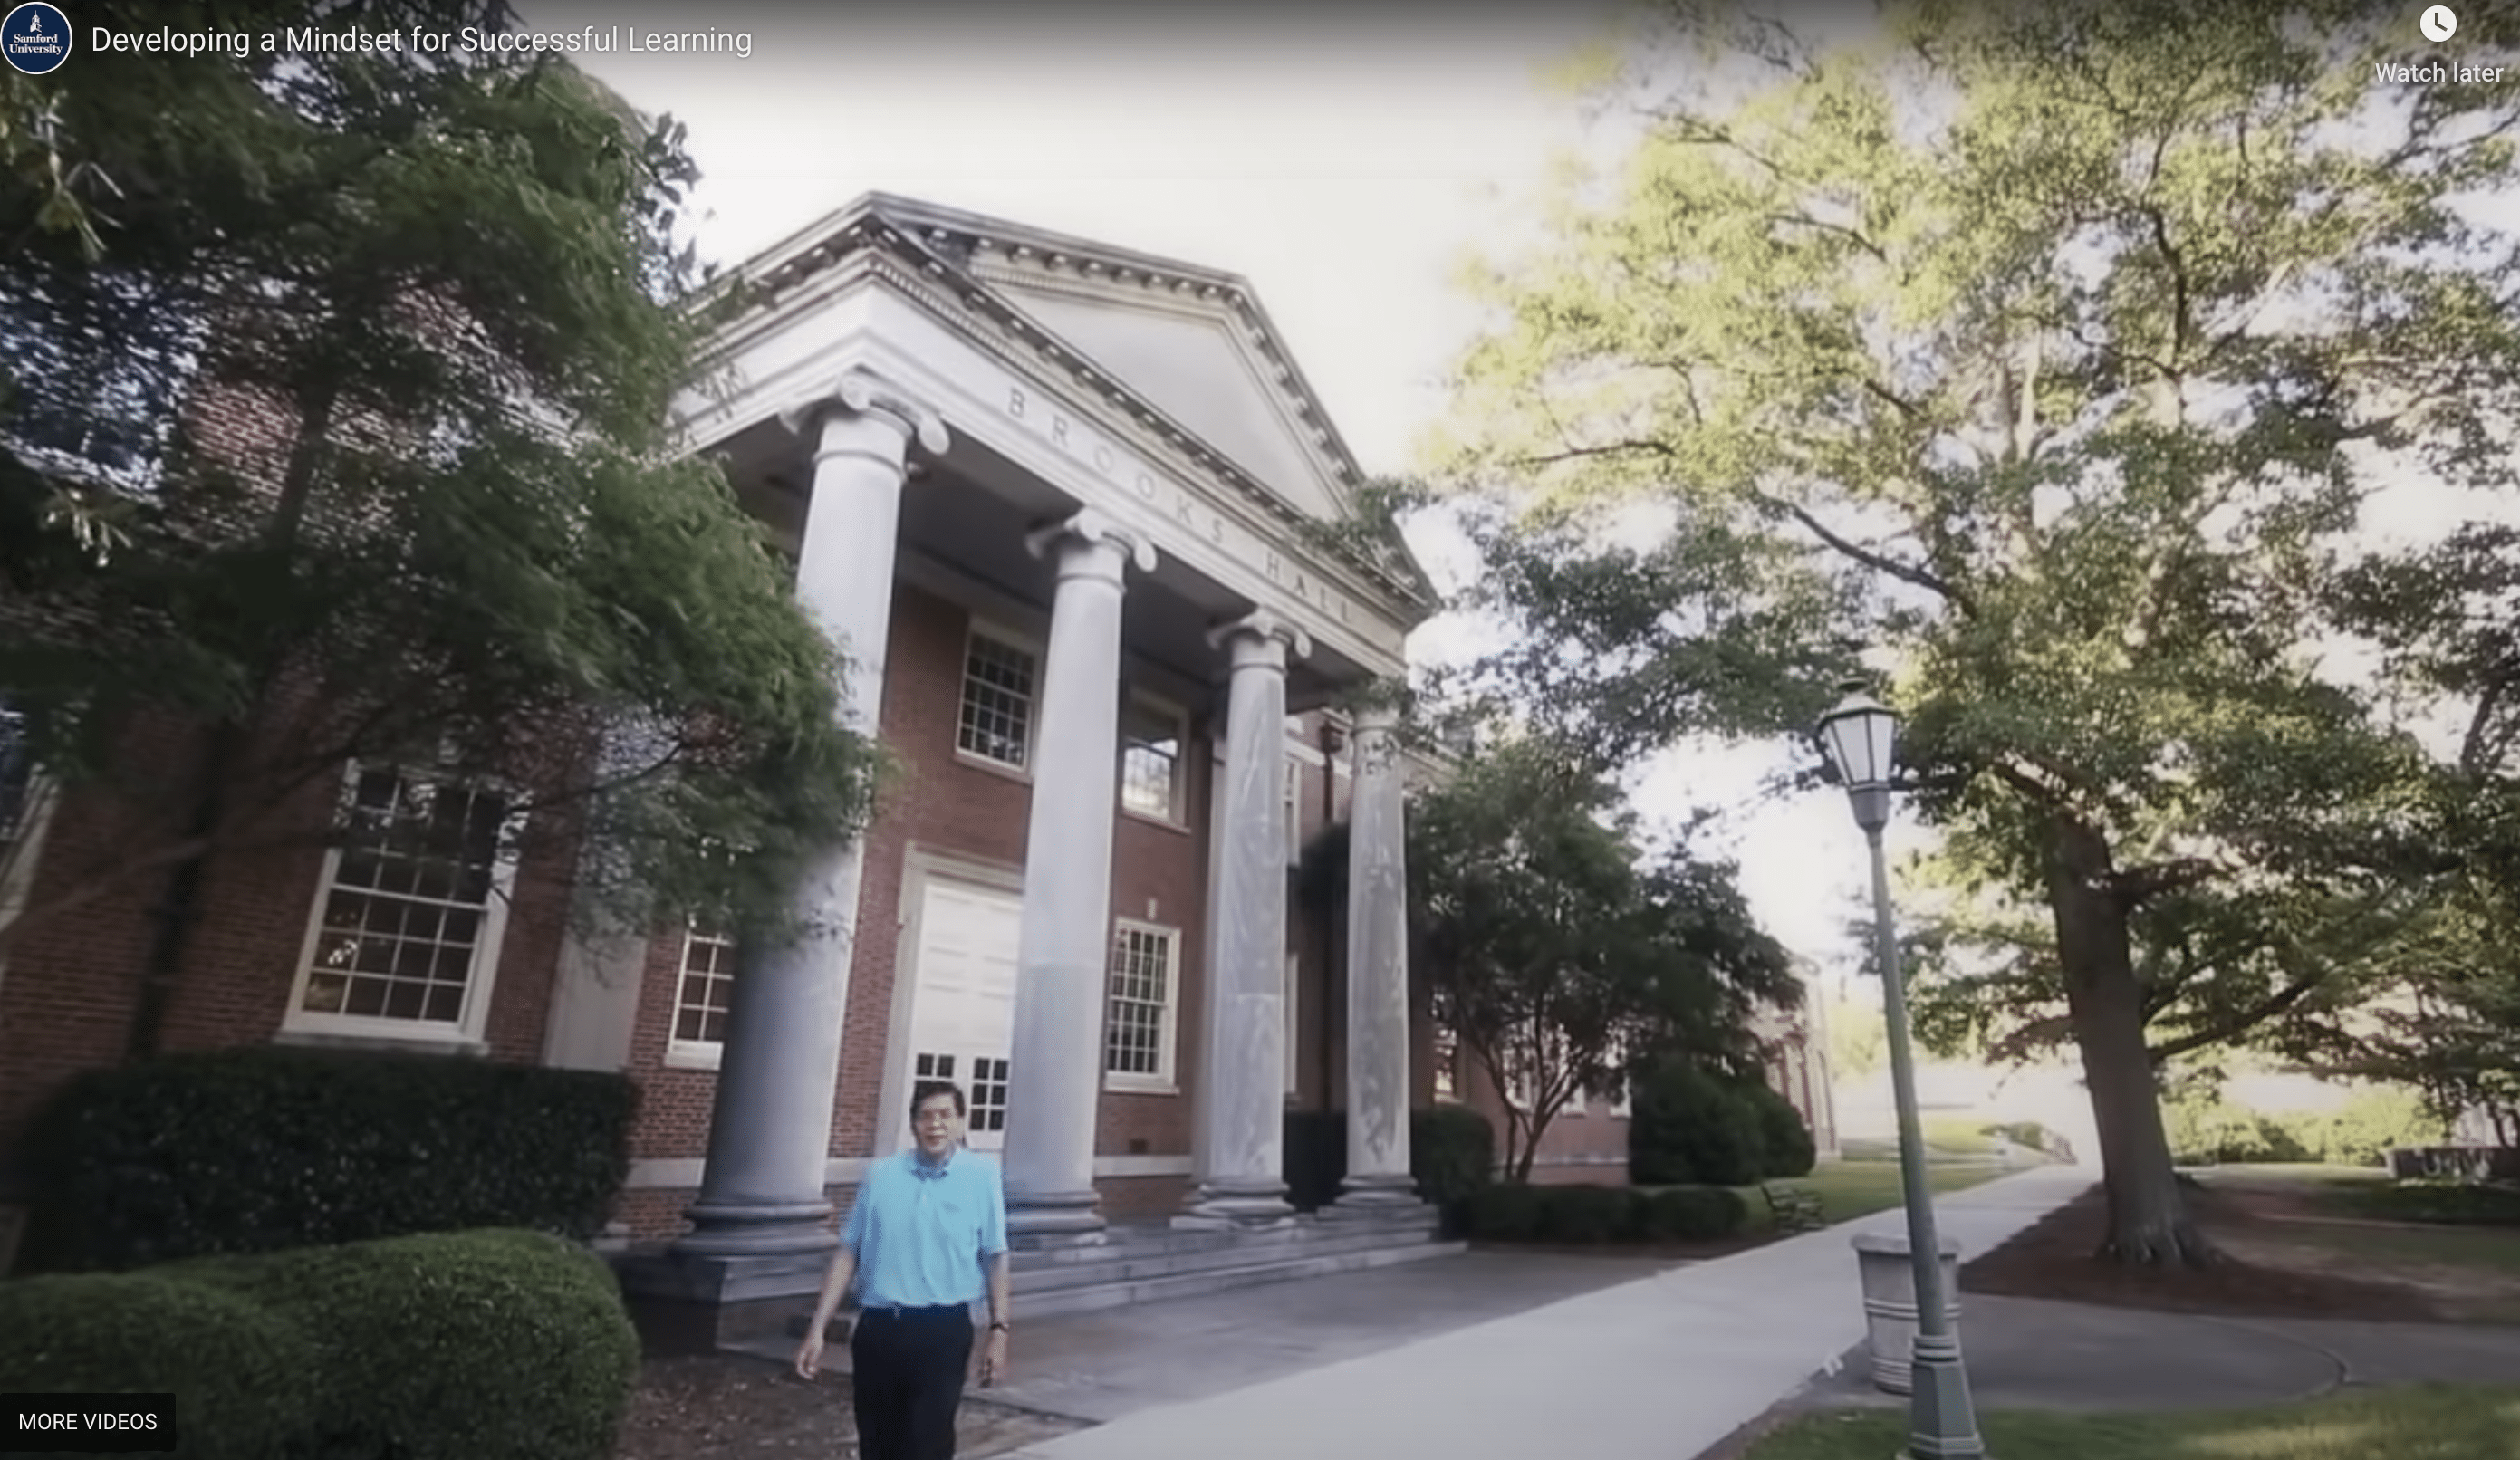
[2042,812,2217,1267]
[125,382,340,1061]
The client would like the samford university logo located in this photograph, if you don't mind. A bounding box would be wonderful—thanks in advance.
[4,3,73,75]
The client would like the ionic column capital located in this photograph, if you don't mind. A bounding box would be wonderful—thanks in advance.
[1207,610,1313,669]
[1349,700,1402,738]
[779,369,950,456]
[1024,508,1158,579]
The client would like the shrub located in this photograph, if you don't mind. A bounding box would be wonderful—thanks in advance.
[2300,1089,2452,1167]
[1464,1183,1546,1242]
[0,1228,635,1460]
[188,1227,637,1460]
[1629,1061,1767,1186]
[20,1046,637,1272]
[2162,1093,2311,1165]
[0,1267,324,1458]
[1642,1186,1749,1242]
[1412,1105,1496,1233]
[1282,1109,1347,1211]
[2164,1086,2448,1168]
[1741,1082,1818,1179]
[1540,1186,1637,1244]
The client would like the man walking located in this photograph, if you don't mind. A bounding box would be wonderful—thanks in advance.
[795,1081,1014,1460]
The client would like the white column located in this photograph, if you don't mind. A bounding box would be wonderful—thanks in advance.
[1178,612,1307,1229]
[673,372,947,1258]
[1332,701,1423,1214]
[1002,510,1157,1246]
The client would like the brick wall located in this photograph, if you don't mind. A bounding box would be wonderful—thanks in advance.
[0,716,573,1183]
[614,581,1216,1239]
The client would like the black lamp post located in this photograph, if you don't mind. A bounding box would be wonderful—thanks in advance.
[1815,687,1987,1460]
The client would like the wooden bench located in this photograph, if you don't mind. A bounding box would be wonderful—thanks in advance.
[1761,1181,1826,1234]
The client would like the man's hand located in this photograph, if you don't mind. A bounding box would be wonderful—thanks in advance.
[794,1332,824,1381]
[978,1328,1009,1388]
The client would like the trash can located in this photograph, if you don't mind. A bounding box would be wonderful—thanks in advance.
[1851,1230,1962,1395]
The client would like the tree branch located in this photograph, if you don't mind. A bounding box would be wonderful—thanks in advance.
[1742,486,1976,614]
[2146,972,2324,1065]
[2104,857,2226,908]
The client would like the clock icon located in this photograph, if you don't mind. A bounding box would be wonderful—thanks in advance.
[2422,5,2458,43]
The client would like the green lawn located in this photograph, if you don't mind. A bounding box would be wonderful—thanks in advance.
[1743,1385,2520,1459]
[1736,1157,2012,1231]
[2269,1211,2520,1280]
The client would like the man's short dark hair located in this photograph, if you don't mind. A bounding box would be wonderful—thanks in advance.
[910,1080,967,1119]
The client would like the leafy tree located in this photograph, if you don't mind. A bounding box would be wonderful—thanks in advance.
[2314,522,2520,1148]
[1823,985,1886,1080]
[1303,733,1800,1183]
[1424,0,2520,1263]
[0,0,877,1053]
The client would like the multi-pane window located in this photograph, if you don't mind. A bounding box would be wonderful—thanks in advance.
[1121,697,1184,821]
[956,629,1037,770]
[968,1055,1010,1133]
[1607,1033,1634,1118]
[672,927,736,1051]
[0,702,31,860]
[294,768,513,1033]
[1103,921,1178,1086]
[1432,1025,1460,1103]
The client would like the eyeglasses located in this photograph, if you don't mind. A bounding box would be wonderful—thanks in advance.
[914,1109,960,1125]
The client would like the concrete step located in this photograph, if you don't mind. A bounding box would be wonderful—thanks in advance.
[784,1219,1457,1342]
[1020,1236,1465,1320]
[1007,1212,1440,1271]
[1012,1222,1441,1296]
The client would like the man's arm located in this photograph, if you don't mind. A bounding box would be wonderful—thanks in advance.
[807,1244,859,1345]
[799,1184,870,1374]
[977,1164,1013,1385]
[985,1251,1012,1330]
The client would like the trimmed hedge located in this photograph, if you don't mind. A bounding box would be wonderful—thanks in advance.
[1629,1061,1819,1186]
[0,1227,639,1460]
[1628,1062,1765,1186]
[1540,1185,1635,1244]
[1643,1186,1750,1242]
[1412,1105,1496,1234]
[1465,1182,1751,1245]
[0,1267,322,1457]
[1283,1109,1347,1211]
[19,1046,637,1273]
[1464,1182,1547,1241]
[1741,1081,1818,1178]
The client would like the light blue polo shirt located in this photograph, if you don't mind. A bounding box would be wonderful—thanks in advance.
[842,1146,1010,1309]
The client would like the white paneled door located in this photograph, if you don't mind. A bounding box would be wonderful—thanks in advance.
[906,879,1024,1151]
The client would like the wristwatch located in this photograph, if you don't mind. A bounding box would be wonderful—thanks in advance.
[989,1321,1011,1333]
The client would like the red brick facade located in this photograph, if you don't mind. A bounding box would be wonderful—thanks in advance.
[0,569,1241,1244]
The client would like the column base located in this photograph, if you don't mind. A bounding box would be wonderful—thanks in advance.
[1323,1175,1427,1220]
[1903,1331,1989,1458]
[1174,1178,1296,1230]
[1008,1189,1107,1249]
[610,1247,834,1357]
[668,1197,840,1260]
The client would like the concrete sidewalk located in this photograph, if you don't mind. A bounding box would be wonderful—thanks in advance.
[995,1165,2094,1460]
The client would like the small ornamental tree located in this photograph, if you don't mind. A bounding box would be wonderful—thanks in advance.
[0,0,877,1053]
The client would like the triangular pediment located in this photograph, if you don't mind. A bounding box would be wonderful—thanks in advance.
[860,196,1367,526]
[982,281,1345,521]
[723,193,1442,611]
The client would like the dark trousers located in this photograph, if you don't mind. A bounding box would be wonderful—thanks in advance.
[850,1303,974,1460]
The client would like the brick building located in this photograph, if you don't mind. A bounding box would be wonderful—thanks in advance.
[0,196,1832,1304]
